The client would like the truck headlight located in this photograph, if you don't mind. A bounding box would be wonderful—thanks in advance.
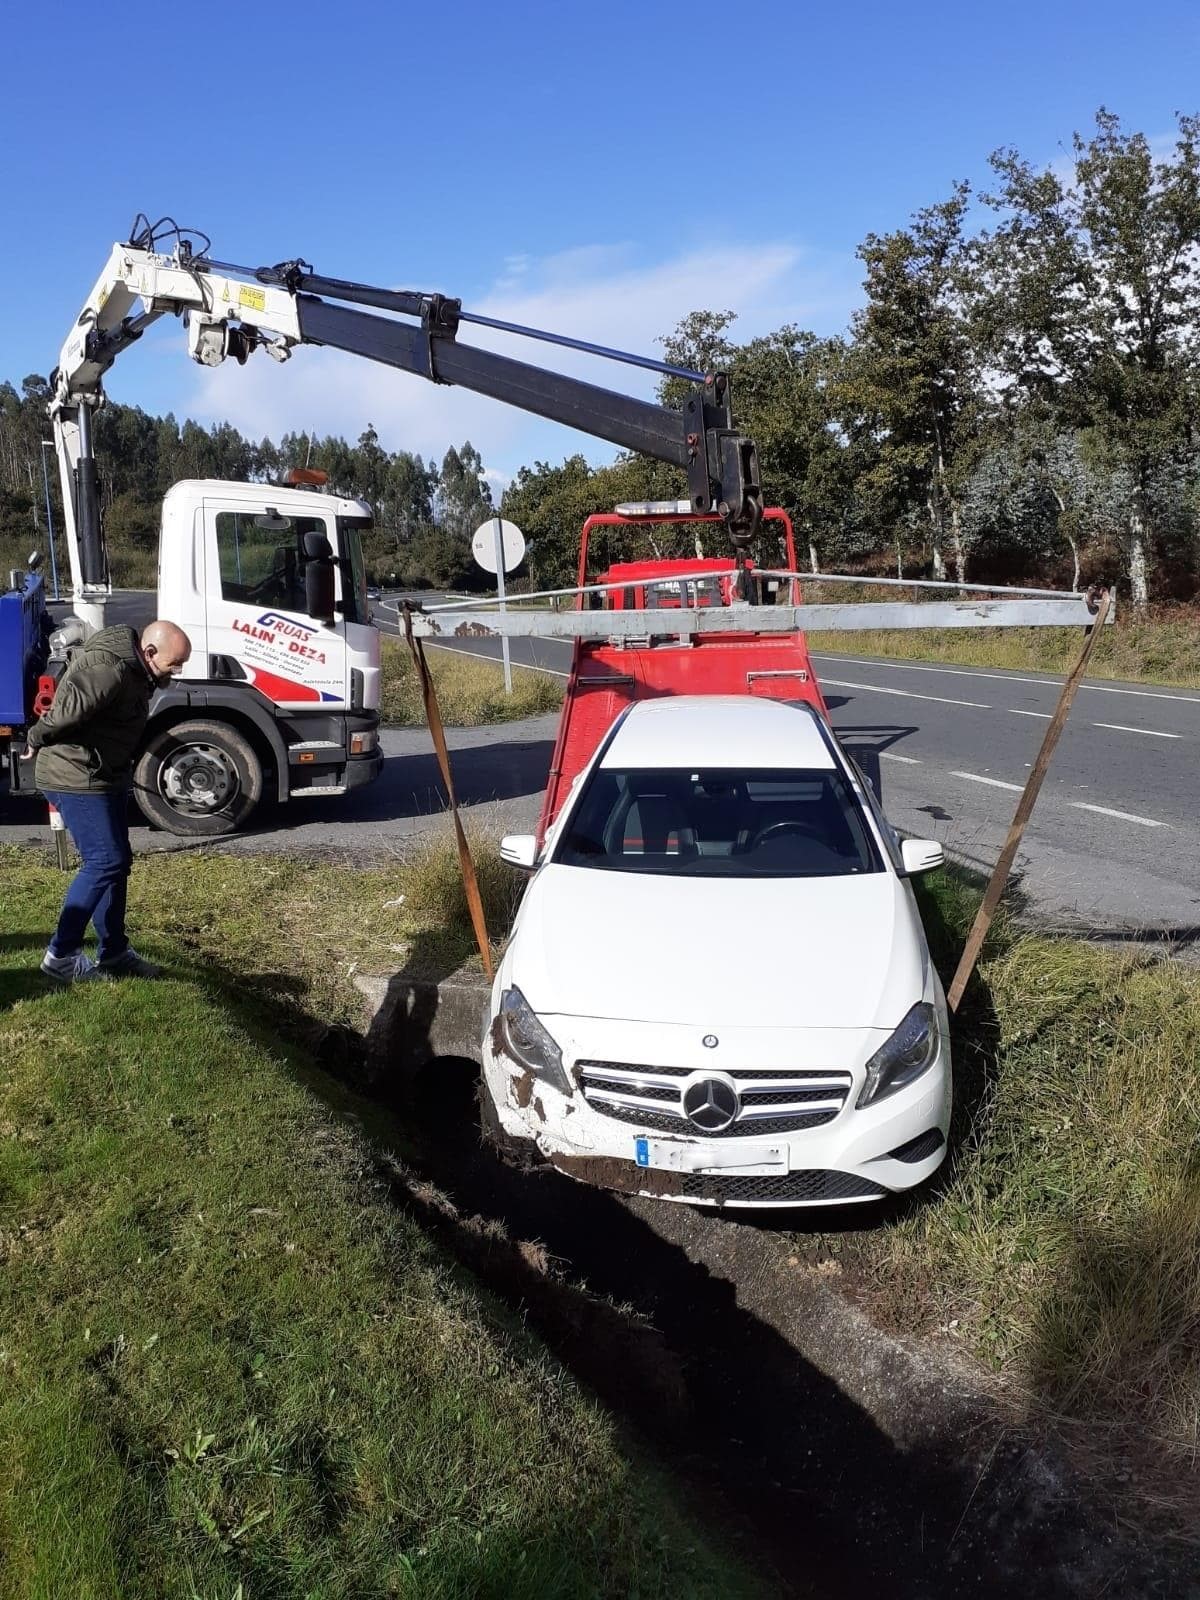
[856,1002,939,1109]
[497,987,571,1094]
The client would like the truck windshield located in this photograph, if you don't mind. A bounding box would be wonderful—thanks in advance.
[554,767,882,878]
[337,517,371,625]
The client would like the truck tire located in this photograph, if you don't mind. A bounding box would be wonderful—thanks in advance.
[133,719,263,836]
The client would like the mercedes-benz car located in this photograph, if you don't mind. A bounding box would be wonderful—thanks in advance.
[481,695,951,1209]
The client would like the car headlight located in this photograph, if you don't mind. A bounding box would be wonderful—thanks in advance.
[497,986,571,1094]
[856,1001,939,1108]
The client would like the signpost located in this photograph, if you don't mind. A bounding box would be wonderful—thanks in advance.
[471,516,526,694]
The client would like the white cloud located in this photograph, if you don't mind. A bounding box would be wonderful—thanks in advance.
[182,237,859,482]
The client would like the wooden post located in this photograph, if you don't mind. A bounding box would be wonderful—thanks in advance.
[946,589,1112,1012]
[402,606,495,982]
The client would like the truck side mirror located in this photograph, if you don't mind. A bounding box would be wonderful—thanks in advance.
[303,530,336,623]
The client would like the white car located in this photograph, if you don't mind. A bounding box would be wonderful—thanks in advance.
[482,696,951,1209]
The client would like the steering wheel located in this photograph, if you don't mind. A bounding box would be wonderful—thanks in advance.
[747,819,815,850]
[245,567,288,602]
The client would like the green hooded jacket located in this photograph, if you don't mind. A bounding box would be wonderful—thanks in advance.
[28,626,157,793]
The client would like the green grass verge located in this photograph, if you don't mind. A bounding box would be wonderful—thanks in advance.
[839,873,1200,1492]
[380,639,564,727]
[0,846,763,1599]
[806,610,1200,689]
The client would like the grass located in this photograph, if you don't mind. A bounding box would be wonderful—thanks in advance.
[0,844,764,1600]
[837,871,1200,1510]
[9,828,1200,1541]
[380,639,564,727]
[806,604,1200,690]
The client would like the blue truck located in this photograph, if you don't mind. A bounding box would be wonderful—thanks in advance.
[0,559,51,802]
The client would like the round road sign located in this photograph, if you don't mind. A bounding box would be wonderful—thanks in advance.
[472,517,526,575]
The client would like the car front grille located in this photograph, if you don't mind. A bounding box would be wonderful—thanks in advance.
[679,1169,885,1203]
[576,1060,854,1138]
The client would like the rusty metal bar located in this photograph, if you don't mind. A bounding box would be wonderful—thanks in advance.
[946,589,1113,1012]
[401,604,495,983]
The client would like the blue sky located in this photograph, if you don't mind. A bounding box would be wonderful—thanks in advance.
[2,0,1197,489]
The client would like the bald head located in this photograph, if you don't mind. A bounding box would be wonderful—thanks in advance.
[140,620,192,683]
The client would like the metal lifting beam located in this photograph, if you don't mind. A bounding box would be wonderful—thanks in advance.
[406,595,1114,641]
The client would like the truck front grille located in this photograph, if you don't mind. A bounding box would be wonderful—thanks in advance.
[576,1060,853,1138]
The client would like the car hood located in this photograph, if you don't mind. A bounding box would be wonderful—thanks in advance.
[509,864,927,1031]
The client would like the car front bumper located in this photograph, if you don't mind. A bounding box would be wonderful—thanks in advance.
[480,1010,951,1209]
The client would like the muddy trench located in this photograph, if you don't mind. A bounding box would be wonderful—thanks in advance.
[315,1046,1181,1600]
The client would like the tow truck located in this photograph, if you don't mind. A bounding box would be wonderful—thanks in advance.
[0,216,764,834]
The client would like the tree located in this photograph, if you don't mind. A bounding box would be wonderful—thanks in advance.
[501,453,686,586]
[842,185,981,581]
[972,109,1200,606]
[659,312,853,571]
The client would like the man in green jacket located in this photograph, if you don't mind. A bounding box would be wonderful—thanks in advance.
[23,620,192,983]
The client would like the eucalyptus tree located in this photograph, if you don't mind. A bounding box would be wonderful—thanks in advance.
[659,311,852,571]
[843,184,982,581]
[971,109,1200,606]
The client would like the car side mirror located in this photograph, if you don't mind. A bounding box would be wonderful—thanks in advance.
[900,837,944,877]
[500,834,538,871]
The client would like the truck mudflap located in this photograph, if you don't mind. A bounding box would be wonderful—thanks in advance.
[345,750,384,789]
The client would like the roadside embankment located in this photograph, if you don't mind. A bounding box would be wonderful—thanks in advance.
[6,836,1199,1590]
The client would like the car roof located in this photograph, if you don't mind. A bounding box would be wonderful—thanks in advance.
[601,696,835,771]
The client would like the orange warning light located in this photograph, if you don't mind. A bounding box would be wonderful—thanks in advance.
[284,467,328,487]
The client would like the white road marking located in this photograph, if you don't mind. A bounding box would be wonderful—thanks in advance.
[1010,708,1051,719]
[1071,802,1166,828]
[422,640,571,678]
[819,677,990,709]
[1092,722,1182,739]
[811,654,1200,706]
[879,751,922,764]
[951,771,1025,792]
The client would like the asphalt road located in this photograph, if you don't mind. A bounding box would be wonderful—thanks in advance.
[16,593,1197,941]
[817,652,1199,942]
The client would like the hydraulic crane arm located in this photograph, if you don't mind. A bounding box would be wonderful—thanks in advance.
[50,226,762,626]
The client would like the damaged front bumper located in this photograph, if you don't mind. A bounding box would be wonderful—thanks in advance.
[480,1011,951,1210]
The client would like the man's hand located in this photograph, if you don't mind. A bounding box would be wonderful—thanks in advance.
[19,747,35,761]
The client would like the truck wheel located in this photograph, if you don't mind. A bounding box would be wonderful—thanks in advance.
[134,720,263,836]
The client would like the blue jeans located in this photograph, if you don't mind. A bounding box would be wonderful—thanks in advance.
[42,790,132,963]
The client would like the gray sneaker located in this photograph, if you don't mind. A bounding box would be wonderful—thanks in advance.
[40,948,97,985]
[96,947,162,980]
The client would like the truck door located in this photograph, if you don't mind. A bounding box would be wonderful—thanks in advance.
[202,501,348,709]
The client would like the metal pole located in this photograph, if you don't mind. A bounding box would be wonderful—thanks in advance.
[755,569,1083,601]
[495,516,512,696]
[946,588,1113,1012]
[40,441,60,599]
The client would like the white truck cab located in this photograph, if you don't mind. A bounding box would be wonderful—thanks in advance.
[132,477,382,833]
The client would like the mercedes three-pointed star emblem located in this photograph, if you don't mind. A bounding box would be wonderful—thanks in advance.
[682,1075,740,1132]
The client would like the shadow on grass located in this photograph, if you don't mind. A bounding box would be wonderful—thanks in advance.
[0,931,64,1009]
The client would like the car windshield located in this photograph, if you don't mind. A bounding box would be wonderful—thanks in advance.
[554,766,882,878]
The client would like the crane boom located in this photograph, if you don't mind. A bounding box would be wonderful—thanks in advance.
[50,227,762,627]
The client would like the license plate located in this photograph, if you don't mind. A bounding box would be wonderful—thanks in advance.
[634,1137,787,1174]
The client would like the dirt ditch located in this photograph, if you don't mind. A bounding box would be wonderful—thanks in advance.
[336,1053,1190,1600]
